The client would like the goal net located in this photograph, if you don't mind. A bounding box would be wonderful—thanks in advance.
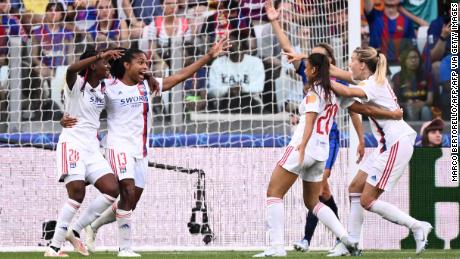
[0,0,426,251]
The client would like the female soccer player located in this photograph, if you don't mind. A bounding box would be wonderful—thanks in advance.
[328,46,432,256]
[254,53,359,257]
[83,39,229,257]
[45,48,123,257]
[264,1,403,253]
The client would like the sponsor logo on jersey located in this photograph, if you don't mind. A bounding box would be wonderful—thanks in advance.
[120,95,149,106]
[89,96,105,107]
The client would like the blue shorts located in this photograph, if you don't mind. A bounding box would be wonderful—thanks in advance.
[325,125,340,170]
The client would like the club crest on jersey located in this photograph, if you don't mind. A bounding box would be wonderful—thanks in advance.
[119,166,127,174]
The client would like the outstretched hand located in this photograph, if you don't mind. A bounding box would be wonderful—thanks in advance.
[265,1,280,21]
[100,49,124,61]
[283,51,307,64]
[208,36,231,58]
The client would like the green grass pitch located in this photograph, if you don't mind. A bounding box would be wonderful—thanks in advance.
[1,250,459,259]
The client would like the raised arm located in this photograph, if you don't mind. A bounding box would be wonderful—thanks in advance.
[331,81,367,98]
[162,37,229,91]
[66,49,124,89]
[264,1,300,69]
[348,101,403,120]
[349,110,365,163]
[330,64,354,84]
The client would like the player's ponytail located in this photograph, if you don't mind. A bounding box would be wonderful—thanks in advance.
[307,53,332,104]
[353,47,387,85]
[374,52,387,85]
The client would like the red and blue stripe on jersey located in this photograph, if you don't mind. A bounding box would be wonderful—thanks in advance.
[137,82,149,157]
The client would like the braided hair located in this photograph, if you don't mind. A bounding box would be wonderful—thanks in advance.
[77,48,99,94]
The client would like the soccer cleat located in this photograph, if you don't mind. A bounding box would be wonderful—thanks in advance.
[44,247,69,257]
[340,235,359,255]
[65,229,89,256]
[326,242,349,257]
[293,239,309,252]
[85,225,97,253]
[253,247,287,257]
[328,239,341,253]
[118,249,141,257]
[412,221,433,255]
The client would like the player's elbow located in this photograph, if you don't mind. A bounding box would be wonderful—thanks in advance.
[357,106,371,116]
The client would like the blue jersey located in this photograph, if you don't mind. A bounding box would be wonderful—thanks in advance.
[325,121,340,170]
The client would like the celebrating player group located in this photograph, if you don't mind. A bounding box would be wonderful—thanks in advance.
[45,38,229,257]
[46,1,432,258]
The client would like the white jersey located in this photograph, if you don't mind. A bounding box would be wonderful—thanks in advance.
[354,75,416,152]
[58,76,105,150]
[289,84,339,161]
[104,78,163,158]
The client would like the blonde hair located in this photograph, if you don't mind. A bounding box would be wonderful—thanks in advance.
[353,47,387,85]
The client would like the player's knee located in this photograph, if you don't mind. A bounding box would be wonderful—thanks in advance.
[68,188,85,203]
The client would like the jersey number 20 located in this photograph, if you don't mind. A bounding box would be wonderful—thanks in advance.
[316,104,338,135]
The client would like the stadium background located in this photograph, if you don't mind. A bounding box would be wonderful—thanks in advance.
[0,0,457,252]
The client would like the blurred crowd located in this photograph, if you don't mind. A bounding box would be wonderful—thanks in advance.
[0,0,453,136]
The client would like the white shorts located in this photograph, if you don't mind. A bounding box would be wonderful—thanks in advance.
[56,142,113,185]
[106,149,147,188]
[360,135,415,191]
[277,145,325,182]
